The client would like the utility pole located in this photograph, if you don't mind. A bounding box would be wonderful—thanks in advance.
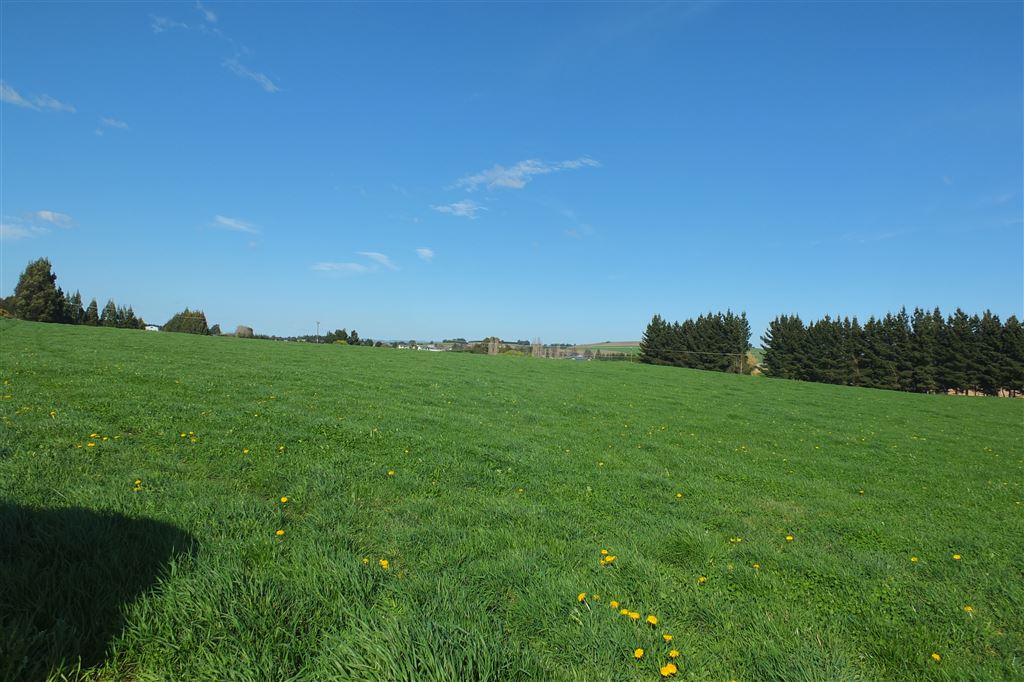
[316,321,320,344]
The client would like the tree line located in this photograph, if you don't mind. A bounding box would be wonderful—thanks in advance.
[639,311,754,373]
[3,258,145,329]
[762,308,1024,396]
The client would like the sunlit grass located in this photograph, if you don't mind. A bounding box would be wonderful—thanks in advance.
[1,319,1021,680]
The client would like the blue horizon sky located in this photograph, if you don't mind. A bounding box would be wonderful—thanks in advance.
[2,1,1021,343]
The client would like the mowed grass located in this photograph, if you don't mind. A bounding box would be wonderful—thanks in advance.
[1,319,1022,681]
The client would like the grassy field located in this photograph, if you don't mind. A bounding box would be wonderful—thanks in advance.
[2,319,1022,681]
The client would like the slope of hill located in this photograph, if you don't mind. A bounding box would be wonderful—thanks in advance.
[2,319,1021,680]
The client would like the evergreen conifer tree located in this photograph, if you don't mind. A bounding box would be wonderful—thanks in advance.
[84,299,100,326]
[12,257,66,322]
[101,300,118,327]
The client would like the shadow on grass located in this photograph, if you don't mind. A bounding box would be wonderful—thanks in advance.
[0,503,195,680]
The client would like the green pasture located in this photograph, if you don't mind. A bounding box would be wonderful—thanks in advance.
[577,344,640,355]
[1,319,1021,680]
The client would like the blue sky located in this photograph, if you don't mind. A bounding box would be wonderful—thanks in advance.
[2,1,1021,342]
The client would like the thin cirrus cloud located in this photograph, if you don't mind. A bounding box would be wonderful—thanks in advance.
[358,251,399,271]
[311,262,371,274]
[455,157,600,191]
[1,82,75,112]
[416,247,434,262]
[431,199,486,219]
[213,215,259,234]
[223,59,280,93]
[0,222,44,241]
[101,117,129,130]
[196,0,217,23]
[312,251,400,275]
[34,210,73,227]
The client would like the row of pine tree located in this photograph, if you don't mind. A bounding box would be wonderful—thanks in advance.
[639,311,753,373]
[761,308,1024,395]
[5,258,146,329]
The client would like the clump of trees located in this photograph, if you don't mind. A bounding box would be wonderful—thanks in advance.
[163,309,211,335]
[7,257,145,329]
[762,308,1024,396]
[639,311,753,373]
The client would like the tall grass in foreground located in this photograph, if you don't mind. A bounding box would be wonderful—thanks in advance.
[1,319,1021,680]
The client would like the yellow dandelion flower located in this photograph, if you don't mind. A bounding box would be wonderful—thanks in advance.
[675,492,683,498]
[275,529,285,536]
[669,649,679,658]
[280,496,288,503]
[610,600,620,608]
[603,555,617,564]
[697,575,707,585]
[663,634,673,642]
[243,448,250,454]
[577,592,586,602]
[628,612,640,621]
[660,662,678,677]
[963,605,973,613]
[361,557,369,565]
[379,558,389,570]
[49,410,56,418]
[180,433,186,438]
[102,436,109,441]
[633,648,644,659]
[134,479,141,486]
[90,433,99,438]
[619,608,629,616]
[785,535,794,542]
[910,556,919,563]
[87,442,96,447]
[952,554,961,561]
[646,615,658,626]
[752,562,761,570]
[600,549,609,555]
[930,652,941,662]
[387,470,395,476]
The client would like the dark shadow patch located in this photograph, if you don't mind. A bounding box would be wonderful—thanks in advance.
[0,503,195,680]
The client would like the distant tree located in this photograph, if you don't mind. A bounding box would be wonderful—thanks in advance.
[975,311,1003,396]
[83,298,100,326]
[639,314,671,365]
[1002,315,1024,396]
[101,300,118,327]
[209,324,222,336]
[235,325,254,338]
[909,308,941,393]
[12,257,66,322]
[349,329,360,345]
[761,315,806,379]
[164,308,210,335]
[65,290,85,324]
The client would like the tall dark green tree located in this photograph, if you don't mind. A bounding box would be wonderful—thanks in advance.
[65,290,85,325]
[761,315,806,379]
[639,314,671,365]
[12,258,66,322]
[83,299,100,326]
[101,300,118,327]
[1001,316,1024,396]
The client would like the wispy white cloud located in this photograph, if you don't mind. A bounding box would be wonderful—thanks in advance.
[151,16,188,33]
[1,82,35,109]
[416,247,434,262]
[431,199,486,219]
[0,222,42,241]
[311,262,371,274]
[34,210,73,227]
[2,82,75,112]
[32,94,75,112]
[101,117,129,130]
[223,59,280,93]
[214,215,259,233]
[358,251,399,270]
[455,157,600,191]
[196,1,217,23]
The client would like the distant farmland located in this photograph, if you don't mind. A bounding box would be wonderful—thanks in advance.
[577,341,641,354]
[2,319,1022,680]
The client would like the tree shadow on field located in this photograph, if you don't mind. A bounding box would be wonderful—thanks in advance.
[0,503,195,681]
